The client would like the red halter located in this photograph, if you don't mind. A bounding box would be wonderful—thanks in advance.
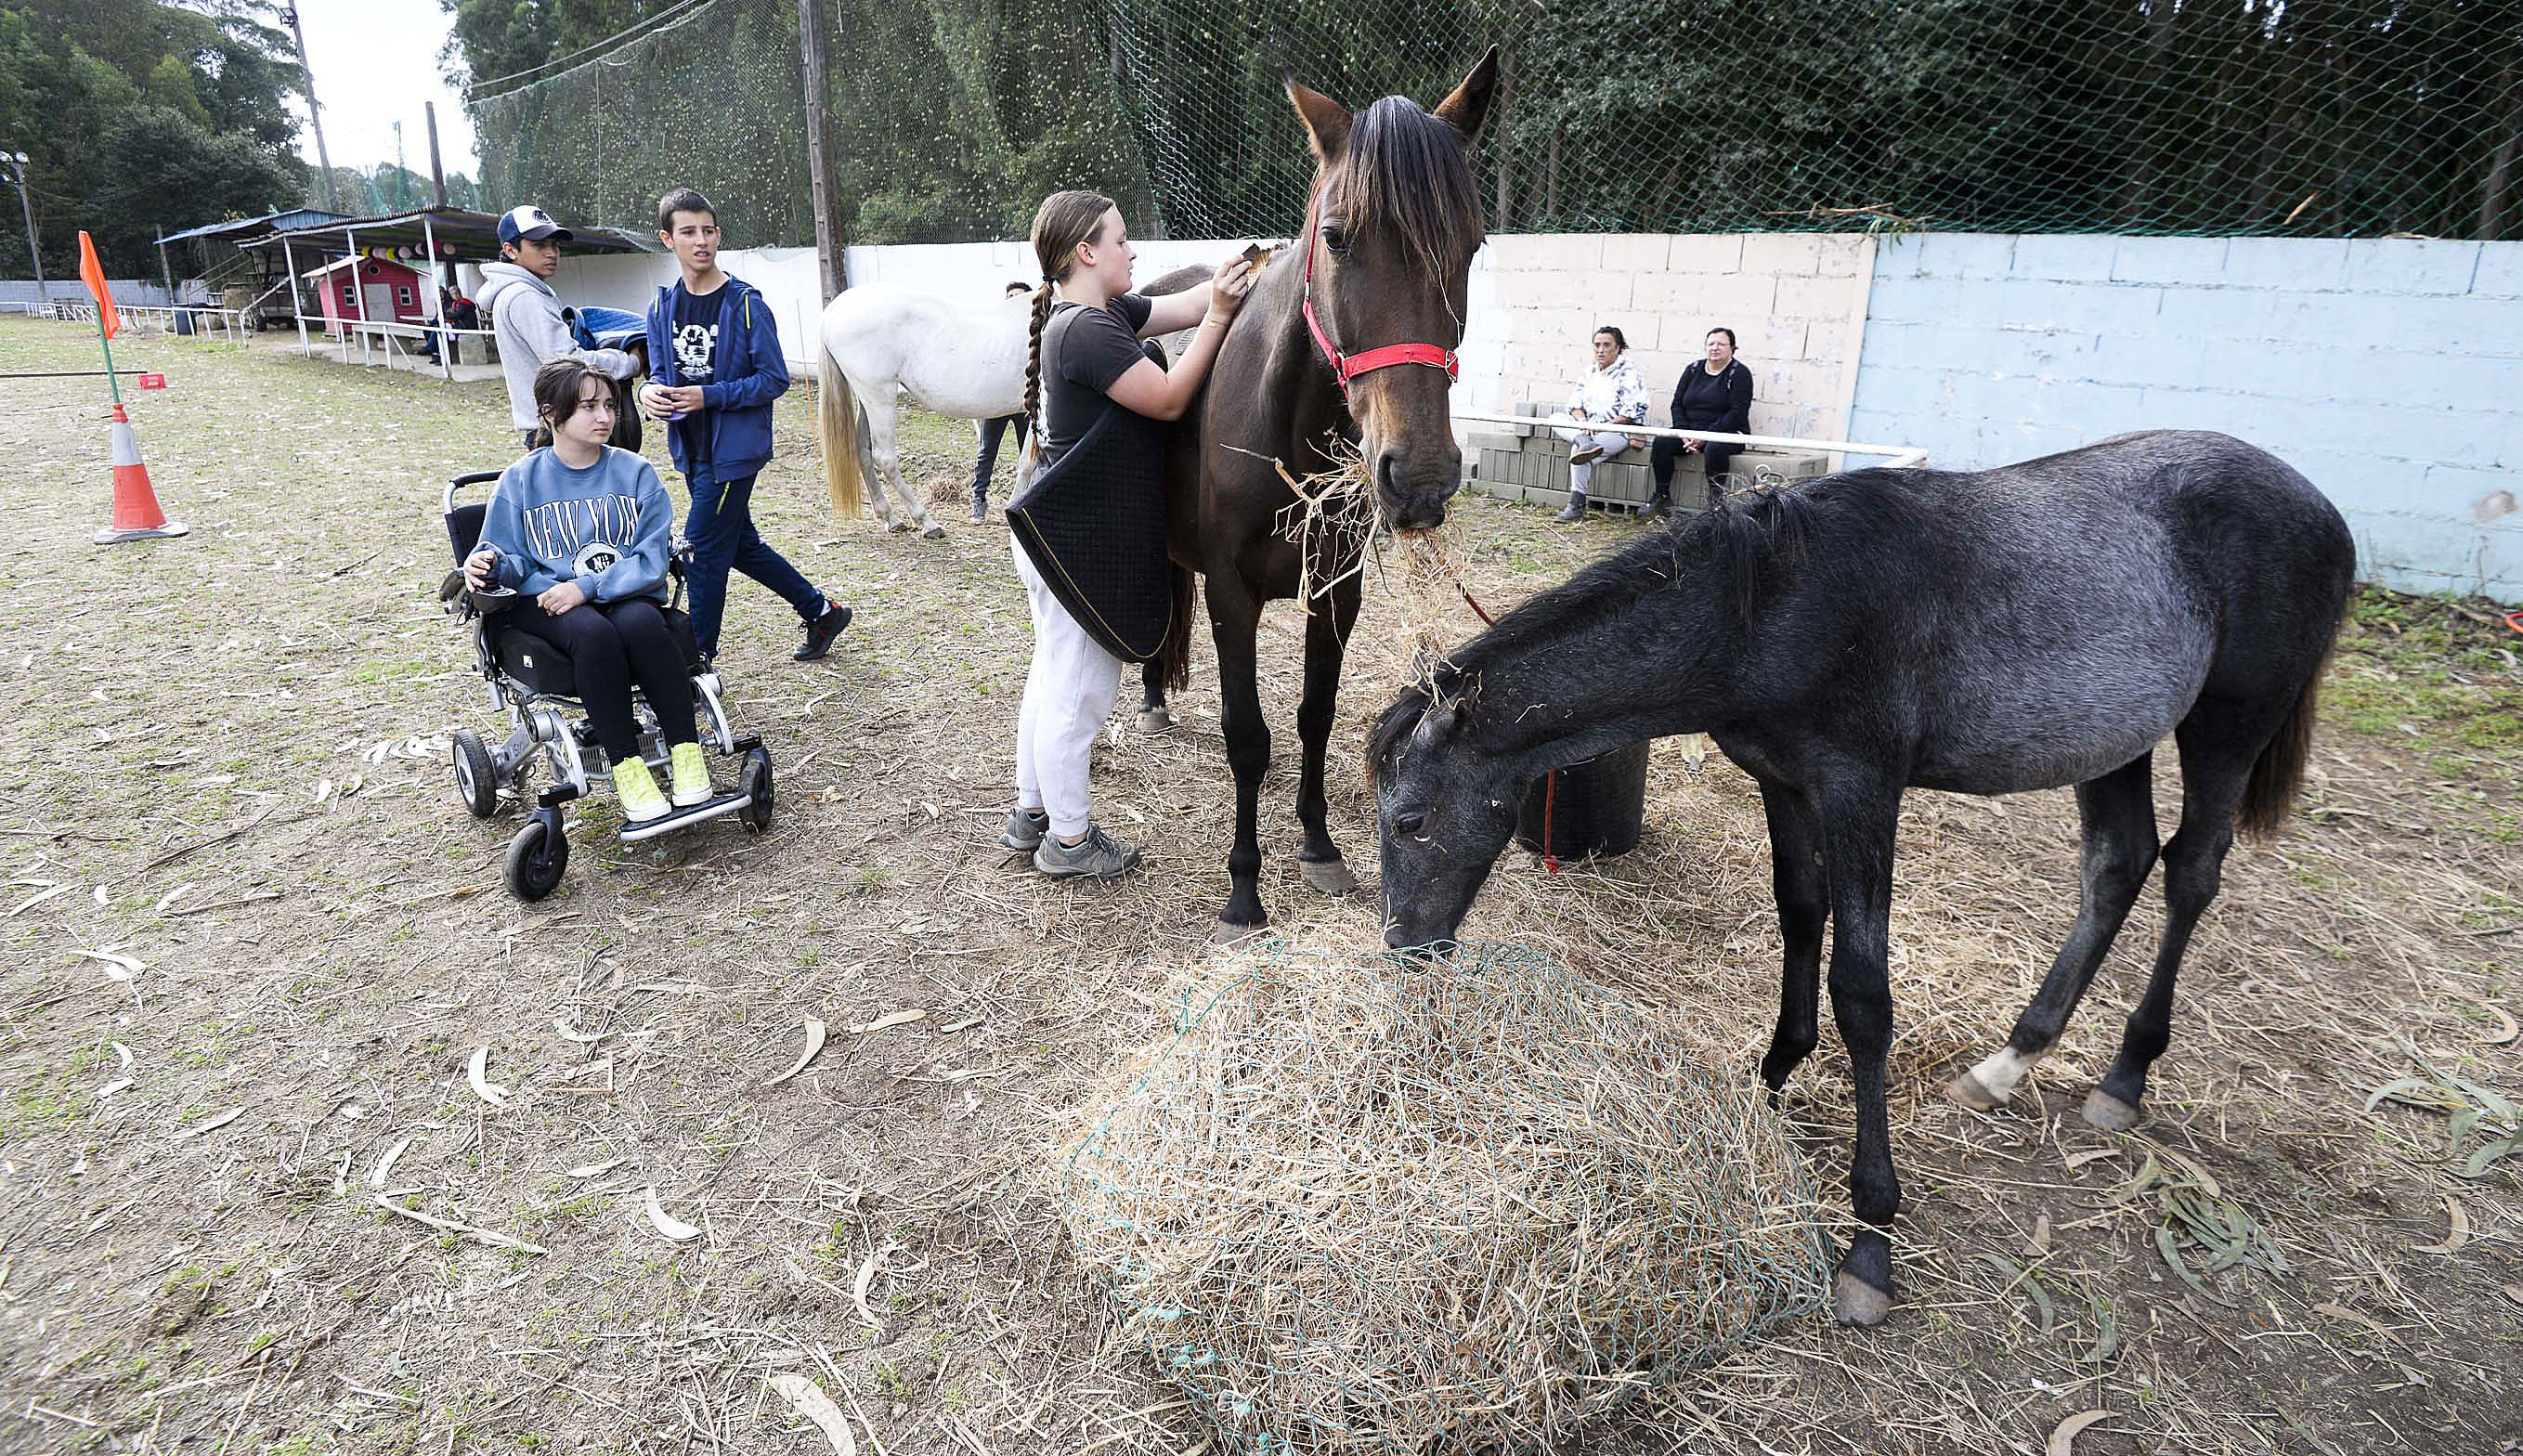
[1298,194,1461,398]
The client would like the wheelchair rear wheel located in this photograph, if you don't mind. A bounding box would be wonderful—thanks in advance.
[452,731,500,819]
[504,816,569,901]
[739,748,774,833]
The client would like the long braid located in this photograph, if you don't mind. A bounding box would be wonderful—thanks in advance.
[1023,281,1055,441]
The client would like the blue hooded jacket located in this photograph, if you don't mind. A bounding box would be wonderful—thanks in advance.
[644,274,787,480]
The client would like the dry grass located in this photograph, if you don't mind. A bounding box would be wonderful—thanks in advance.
[0,315,2517,1455]
[1062,940,1827,1453]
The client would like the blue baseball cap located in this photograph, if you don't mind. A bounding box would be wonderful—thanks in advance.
[497,205,573,245]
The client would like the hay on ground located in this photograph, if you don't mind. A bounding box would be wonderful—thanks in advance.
[1062,941,1829,1454]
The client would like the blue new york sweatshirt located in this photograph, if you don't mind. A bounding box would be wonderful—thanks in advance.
[475,446,674,604]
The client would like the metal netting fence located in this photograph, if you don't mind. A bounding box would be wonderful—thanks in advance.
[465,0,2523,245]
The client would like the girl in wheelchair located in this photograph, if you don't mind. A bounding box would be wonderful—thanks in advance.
[462,358,708,823]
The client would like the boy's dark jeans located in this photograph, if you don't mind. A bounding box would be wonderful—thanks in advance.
[683,462,825,659]
[970,412,1028,498]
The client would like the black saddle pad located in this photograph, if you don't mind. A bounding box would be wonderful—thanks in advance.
[492,604,701,696]
[1006,399,1173,663]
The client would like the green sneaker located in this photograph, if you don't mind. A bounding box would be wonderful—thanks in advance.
[669,742,712,808]
[612,758,670,823]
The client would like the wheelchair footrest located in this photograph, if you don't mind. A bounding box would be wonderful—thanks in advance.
[619,790,754,843]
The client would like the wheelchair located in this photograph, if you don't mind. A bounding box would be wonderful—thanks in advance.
[440,470,774,901]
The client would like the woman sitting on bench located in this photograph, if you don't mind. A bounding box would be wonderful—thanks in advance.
[1549,325,1650,524]
[461,358,709,823]
[1648,327,1755,518]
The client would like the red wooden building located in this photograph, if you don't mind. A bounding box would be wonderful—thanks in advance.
[301,254,429,336]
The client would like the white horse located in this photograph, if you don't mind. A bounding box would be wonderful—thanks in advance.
[813,270,1206,538]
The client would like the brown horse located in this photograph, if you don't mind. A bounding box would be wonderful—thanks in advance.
[1144,52,1497,939]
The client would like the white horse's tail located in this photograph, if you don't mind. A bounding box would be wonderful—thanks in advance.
[815,334,867,522]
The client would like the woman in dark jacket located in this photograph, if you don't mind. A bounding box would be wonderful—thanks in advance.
[1649,327,1754,517]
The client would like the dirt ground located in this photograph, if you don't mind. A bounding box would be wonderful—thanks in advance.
[0,315,2517,1456]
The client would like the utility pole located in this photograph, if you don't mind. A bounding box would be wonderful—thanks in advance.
[424,102,448,208]
[1,150,43,304]
[796,0,844,299]
[282,6,338,211]
[393,121,407,211]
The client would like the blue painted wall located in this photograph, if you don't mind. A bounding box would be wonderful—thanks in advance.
[1846,234,2523,602]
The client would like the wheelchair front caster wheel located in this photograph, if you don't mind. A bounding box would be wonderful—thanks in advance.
[503,815,569,901]
[452,730,500,819]
[738,749,774,834]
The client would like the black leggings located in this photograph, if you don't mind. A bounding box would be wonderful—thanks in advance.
[504,597,696,760]
[1650,437,1742,498]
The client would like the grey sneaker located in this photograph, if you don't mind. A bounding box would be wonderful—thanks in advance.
[1033,825,1142,879]
[1553,491,1588,524]
[969,492,989,523]
[999,806,1049,852]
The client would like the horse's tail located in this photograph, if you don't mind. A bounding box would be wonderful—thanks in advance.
[815,336,866,522]
[1157,565,1197,695]
[2235,630,2338,841]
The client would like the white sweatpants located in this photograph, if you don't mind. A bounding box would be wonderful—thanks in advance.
[1012,534,1125,838]
[1552,416,1633,494]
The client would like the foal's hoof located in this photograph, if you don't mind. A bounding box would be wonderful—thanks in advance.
[1943,1069,2007,1113]
[1831,1272,1892,1327]
[919,522,947,540]
[885,518,911,534]
[1137,706,1174,734]
[1208,921,1268,949]
[1299,858,1359,896]
[2081,1089,2143,1132]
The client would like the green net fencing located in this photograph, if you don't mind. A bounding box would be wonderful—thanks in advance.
[466,0,2523,245]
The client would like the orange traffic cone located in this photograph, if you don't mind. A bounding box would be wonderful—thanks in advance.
[95,402,188,545]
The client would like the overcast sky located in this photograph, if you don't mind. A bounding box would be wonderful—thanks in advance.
[279,0,482,178]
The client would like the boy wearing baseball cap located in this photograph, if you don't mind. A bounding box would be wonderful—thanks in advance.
[476,205,642,447]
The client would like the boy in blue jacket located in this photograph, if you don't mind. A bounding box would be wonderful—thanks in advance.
[638,188,852,664]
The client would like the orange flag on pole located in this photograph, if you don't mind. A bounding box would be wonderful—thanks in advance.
[77,230,117,339]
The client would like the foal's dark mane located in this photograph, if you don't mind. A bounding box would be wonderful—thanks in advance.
[1334,95,1485,279]
[1367,482,1834,773]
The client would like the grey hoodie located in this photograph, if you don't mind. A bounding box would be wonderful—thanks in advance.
[475,261,639,432]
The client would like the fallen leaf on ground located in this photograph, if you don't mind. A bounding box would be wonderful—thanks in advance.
[766,1373,860,1456]
[70,949,144,980]
[851,1244,896,1329]
[369,1137,411,1189]
[171,1107,241,1139]
[851,1009,925,1035]
[644,1186,701,1242]
[766,1019,827,1086]
[466,1047,508,1108]
[566,1156,628,1178]
[2046,1410,2111,1456]
[2411,1195,2468,1254]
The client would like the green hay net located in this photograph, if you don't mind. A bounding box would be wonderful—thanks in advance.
[1062,941,1830,1454]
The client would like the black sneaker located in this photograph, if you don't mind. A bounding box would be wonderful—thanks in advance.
[969,492,989,524]
[794,603,852,661]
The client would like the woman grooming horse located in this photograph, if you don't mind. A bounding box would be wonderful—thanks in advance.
[1371,430,2354,1325]
[996,192,1255,878]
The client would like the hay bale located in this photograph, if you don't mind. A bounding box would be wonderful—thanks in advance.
[1063,942,1828,1453]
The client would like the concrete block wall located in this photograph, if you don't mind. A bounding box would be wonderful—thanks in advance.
[1848,234,2523,601]
[1474,233,1874,442]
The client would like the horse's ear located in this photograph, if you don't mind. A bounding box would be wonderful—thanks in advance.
[1433,46,1500,147]
[1282,70,1352,163]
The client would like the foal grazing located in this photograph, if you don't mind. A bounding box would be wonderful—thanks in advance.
[1147,52,1497,938]
[1371,431,2355,1325]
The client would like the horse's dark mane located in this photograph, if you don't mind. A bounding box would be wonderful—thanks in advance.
[1368,486,1827,779]
[1338,95,1484,279]
[1466,482,1824,669]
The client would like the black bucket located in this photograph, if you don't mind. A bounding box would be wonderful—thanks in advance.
[1515,739,1653,862]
